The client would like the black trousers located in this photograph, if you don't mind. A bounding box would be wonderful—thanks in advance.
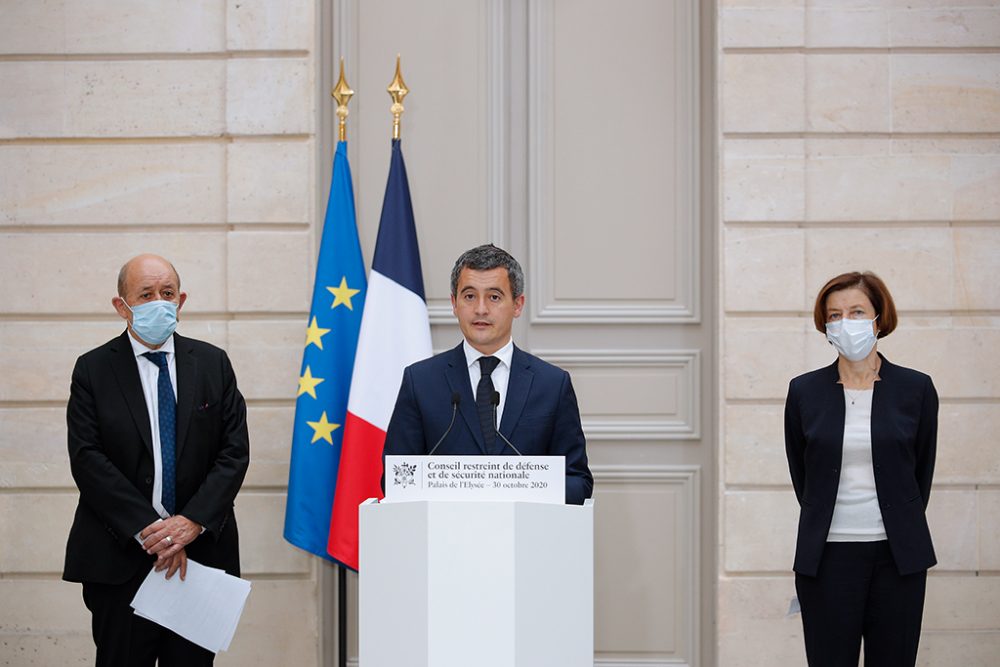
[795,541,926,667]
[81,567,215,667]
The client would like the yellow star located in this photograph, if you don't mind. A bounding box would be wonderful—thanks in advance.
[306,411,341,444]
[297,366,325,399]
[304,316,331,350]
[326,277,361,310]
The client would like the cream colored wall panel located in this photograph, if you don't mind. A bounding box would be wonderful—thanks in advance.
[804,227,954,311]
[877,326,1000,399]
[0,579,91,666]
[893,137,1000,156]
[218,580,319,667]
[926,489,978,571]
[0,143,225,225]
[243,405,294,487]
[722,139,805,222]
[593,468,699,664]
[236,493,310,575]
[918,633,1000,667]
[952,156,1000,220]
[0,407,71,489]
[924,575,1000,631]
[937,404,1000,484]
[0,321,227,403]
[226,320,302,401]
[890,9,1000,47]
[725,227,805,312]
[724,317,810,400]
[355,0,489,318]
[806,55,890,133]
[979,490,1000,570]
[892,55,1000,133]
[226,58,313,135]
[0,579,89,638]
[538,351,699,440]
[717,577,805,667]
[0,61,225,139]
[0,0,225,55]
[721,8,804,47]
[228,140,312,224]
[721,0,802,7]
[723,490,797,572]
[0,232,227,314]
[887,0,1000,7]
[0,493,76,573]
[954,228,1000,309]
[722,54,804,133]
[724,404,786,486]
[227,231,311,312]
[226,0,314,51]
[531,0,698,323]
[805,8,888,48]
[806,153,952,221]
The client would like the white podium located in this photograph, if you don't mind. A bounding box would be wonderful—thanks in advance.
[359,499,594,667]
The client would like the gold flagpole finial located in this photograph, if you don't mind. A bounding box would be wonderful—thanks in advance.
[332,57,354,143]
[387,54,409,140]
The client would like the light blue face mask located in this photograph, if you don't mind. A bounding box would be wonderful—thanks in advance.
[125,300,178,345]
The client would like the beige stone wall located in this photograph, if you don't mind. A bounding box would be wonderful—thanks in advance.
[718,0,1000,665]
[0,1,322,664]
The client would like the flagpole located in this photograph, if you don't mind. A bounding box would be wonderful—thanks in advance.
[331,57,352,667]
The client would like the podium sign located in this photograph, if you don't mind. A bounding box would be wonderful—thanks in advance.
[383,455,565,504]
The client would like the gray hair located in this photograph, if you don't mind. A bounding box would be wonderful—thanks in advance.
[450,244,524,299]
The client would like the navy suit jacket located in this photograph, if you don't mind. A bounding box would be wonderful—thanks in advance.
[383,343,593,504]
[784,353,938,577]
[63,332,250,585]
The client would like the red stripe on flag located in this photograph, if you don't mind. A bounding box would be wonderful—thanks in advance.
[327,411,386,569]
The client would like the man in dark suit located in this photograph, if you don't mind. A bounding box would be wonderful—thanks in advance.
[64,254,250,666]
[383,244,593,503]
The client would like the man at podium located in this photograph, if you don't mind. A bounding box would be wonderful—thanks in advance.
[383,244,593,504]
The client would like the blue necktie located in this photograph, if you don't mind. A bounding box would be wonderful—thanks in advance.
[143,352,176,515]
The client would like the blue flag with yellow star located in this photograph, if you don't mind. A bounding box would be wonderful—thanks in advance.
[283,141,366,561]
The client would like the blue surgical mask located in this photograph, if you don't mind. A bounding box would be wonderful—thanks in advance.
[825,316,878,362]
[125,300,178,345]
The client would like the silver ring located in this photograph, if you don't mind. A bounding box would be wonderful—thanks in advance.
[165,535,173,545]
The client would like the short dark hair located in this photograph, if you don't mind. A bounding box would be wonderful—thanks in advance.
[813,271,897,339]
[450,244,524,299]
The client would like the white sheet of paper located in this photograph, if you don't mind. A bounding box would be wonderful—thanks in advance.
[130,559,251,653]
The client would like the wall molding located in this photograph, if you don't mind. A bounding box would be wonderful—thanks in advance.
[591,465,701,667]
[534,349,701,440]
[526,0,700,325]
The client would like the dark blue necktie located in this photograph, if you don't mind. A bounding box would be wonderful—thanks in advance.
[143,352,176,515]
[476,356,501,453]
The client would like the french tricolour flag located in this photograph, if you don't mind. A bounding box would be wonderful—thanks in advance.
[327,139,432,570]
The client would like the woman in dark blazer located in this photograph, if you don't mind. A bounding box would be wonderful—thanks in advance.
[785,271,938,667]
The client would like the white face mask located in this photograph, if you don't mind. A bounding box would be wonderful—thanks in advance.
[825,316,878,362]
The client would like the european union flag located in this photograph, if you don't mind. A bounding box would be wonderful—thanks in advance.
[283,141,366,561]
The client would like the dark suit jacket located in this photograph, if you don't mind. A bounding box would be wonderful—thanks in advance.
[784,353,937,577]
[383,343,593,504]
[63,331,250,585]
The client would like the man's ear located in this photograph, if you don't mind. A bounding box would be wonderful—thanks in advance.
[112,296,131,322]
[176,292,188,317]
[512,294,525,318]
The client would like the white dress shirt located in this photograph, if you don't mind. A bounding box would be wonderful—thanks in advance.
[462,338,514,432]
[827,389,887,542]
[128,332,177,522]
